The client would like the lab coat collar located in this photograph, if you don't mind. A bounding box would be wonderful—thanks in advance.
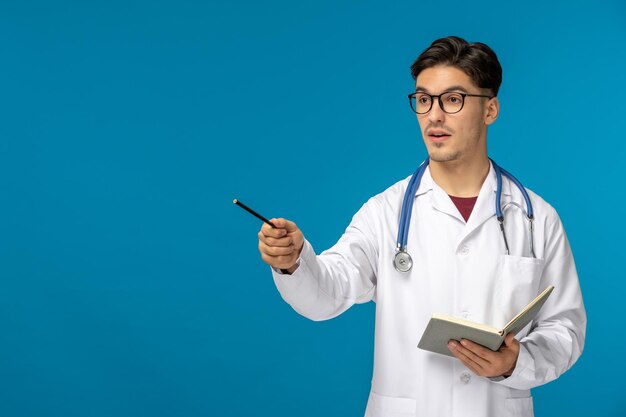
[413,160,511,198]
[464,161,502,234]
[414,166,434,197]
[413,167,462,222]
[413,161,513,227]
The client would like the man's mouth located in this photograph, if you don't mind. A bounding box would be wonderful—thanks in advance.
[427,130,451,142]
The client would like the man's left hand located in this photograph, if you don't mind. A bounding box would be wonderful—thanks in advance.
[447,333,519,378]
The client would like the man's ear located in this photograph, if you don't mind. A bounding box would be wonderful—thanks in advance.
[484,97,500,125]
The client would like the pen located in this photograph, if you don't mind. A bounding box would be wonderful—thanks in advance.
[233,199,277,228]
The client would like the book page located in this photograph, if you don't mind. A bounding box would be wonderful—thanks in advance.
[502,285,555,336]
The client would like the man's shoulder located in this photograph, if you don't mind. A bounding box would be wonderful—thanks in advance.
[365,175,413,207]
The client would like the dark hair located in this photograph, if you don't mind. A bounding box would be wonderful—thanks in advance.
[410,36,502,96]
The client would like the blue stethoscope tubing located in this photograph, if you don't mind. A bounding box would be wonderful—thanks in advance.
[393,158,536,273]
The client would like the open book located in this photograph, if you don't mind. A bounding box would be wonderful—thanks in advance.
[417,285,554,357]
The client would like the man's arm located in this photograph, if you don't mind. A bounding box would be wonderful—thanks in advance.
[258,199,379,321]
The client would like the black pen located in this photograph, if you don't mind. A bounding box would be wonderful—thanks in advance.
[233,199,277,228]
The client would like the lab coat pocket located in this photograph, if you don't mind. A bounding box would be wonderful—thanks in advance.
[505,396,534,416]
[497,255,545,333]
[365,391,416,417]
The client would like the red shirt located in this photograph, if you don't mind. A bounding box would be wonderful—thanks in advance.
[449,195,478,222]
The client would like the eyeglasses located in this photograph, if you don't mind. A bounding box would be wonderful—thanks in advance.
[408,91,494,114]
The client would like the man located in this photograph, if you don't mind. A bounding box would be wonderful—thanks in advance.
[257,36,586,417]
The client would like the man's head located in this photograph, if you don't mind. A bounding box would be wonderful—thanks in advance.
[410,36,502,164]
[411,36,502,96]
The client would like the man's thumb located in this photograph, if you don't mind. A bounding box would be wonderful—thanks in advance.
[505,333,517,346]
[283,219,298,232]
[271,218,296,231]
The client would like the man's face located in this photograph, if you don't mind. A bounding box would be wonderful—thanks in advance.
[414,65,497,164]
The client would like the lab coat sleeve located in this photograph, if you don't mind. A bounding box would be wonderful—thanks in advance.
[494,208,586,390]
[270,199,379,322]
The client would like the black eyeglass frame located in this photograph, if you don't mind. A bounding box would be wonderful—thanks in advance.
[407,91,495,114]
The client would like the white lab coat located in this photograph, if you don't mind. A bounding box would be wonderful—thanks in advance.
[271,162,586,417]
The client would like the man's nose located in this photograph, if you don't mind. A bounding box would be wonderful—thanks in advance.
[427,98,445,123]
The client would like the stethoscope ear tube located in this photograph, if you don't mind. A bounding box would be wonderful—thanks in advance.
[529,216,536,258]
[492,159,505,220]
[399,160,429,249]
[498,165,534,218]
[490,158,536,258]
[397,168,420,251]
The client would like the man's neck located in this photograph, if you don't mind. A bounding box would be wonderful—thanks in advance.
[429,155,490,197]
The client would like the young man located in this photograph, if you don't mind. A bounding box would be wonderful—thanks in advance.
[257,36,586,417]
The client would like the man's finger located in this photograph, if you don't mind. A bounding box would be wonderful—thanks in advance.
[273,218,298,232]
[260,252,298,269]
[259,240,295,256]
[459,339,497,364]
[449,340,487,370]
[461,359,482,377]
[504,333,518,347]
[258,232,293,247]
[261,220,287,238]
[448,341,483,375]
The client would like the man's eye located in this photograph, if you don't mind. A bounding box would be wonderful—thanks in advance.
[446,94,462,104]
[417,96,431,104]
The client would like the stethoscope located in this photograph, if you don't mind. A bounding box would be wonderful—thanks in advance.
[393,158,536,273]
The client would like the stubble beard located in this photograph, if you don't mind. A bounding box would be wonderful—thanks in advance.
[428,143,463,163]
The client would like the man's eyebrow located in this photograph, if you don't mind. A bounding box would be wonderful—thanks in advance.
[414,85,471,93]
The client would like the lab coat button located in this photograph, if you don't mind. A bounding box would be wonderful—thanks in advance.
[459,245,469,255]
[461,311,470,319]
[460,371,472,383]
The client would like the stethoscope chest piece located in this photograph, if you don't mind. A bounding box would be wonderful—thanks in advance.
[393,250,413,272]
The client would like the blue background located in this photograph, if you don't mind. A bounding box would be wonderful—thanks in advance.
[1,1,625,416]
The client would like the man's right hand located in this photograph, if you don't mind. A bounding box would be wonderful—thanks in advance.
[258,218,304,274]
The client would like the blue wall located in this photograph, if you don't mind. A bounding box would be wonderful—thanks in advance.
[1,1,624,416]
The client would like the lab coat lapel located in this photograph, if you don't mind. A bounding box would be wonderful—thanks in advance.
[416,168,465,222]
[461,162,511,241]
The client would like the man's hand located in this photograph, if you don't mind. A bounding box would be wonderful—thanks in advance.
[258,218,304,273]
[447,333,520,378]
